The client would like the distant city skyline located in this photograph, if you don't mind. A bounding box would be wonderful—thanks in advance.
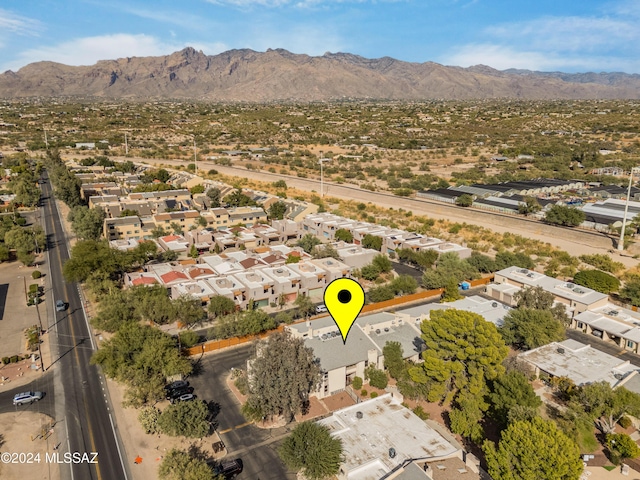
[1,0,639,74]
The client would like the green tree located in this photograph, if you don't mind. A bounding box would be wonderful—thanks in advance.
[518,196,542,216]
[190,184,205,194]
[208,295,237,317]
[383,341,405,380]
[545,205,586,227]
[243,331,320,422]
[449,390,488,443]
[206,187,222,208]
[422,251,480,289]
[158,400,210,438]
[483,417,583,480]
[574,382,640,433]
[494,251,535,270]
[362,234,382,251]
[367,285,395,302]
[501,308,565,349]
[272,179,288,190]
[334,228,353,243]
[411,309,508,403]
[131,285,175,325]
[188,244,199,258]
[312,244,340,260]
[63,240,122,283]
[224,188,256,207]
[365,365,388,389]
[620,274,640,307]
[158,448,217,480]
[455,193,473,207]
[489,371,542,428]
[573,269,620,293]
[296,234,321,254]
[513,286,569,325]
[68,206,106,241]
[91,290,138,332]
[294,294,316,319]
[91,322,192,406]
[173,295,206,328]
[607,433,640,462]
[389,275,418,295]
[268,200,287,220]
[441,277,463,302]
[465,252,497,273]
[372,254,392,273]
[579,254,624,274]
[278,422,343,480]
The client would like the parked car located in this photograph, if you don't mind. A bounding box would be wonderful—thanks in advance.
[315,304,328,314]
[55,300,66,312]
[164,380,189,392]
[213,459,243,478]
[13,391,44,406]
[171,393,195,404]
[166,386,194,400]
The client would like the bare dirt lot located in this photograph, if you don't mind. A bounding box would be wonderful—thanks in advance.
[0,411,60,480]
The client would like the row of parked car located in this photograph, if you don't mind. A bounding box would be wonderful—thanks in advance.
[164,380,195,404]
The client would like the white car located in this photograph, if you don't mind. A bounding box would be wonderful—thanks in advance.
[13,391,43,406]
[55,300,66,312]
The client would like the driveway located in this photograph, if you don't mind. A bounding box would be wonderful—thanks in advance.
[188,345,296,480]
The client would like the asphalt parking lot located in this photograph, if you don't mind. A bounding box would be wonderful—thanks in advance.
[188,345,296,480]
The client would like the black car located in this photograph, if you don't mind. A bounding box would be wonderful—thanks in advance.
[166,386,194,400]
[164,380,189,392]
[213,459,243,478]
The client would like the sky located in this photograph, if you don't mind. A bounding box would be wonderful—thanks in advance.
[1,0,639,74]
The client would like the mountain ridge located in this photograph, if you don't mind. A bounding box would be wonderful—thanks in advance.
[0,47,639,101]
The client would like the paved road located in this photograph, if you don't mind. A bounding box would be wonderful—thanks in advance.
[41,172,129,480]
[0,371,55,417]
[566,329,640,368]
[189,345,296,480]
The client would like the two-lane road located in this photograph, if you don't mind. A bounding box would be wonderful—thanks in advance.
[41,172,129,480]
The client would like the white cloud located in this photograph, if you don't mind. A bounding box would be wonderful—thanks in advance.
[0,9,40,35]
[442,2,640,73]
[204,0,371,7]
[445,43,640,73]
[2,34,228,72]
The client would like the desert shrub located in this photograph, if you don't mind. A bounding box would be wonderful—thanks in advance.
[413,405,430,420]
[32,270,42,279]
[370,392,379,399]
[361,389,368,397]
[352,376,363,390]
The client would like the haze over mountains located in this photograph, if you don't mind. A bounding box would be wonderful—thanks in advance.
[0,47,639,101]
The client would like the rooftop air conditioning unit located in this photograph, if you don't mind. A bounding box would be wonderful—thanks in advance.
[520,269,529,274]
[609,311,619,316]
[557,347,565,354]
[356,411,363,420]
[614,373,624,380]
[567,283,575,288]
[527,273,535,277]
[492,302,498,308]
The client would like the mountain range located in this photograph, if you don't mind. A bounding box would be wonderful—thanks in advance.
[0,47,639,101]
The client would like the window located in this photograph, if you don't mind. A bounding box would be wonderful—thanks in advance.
[577,322,584,329]
[628,340,635,349]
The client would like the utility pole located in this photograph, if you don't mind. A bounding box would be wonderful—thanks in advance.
[44,129,48,150]
[124,132,128,155]
[618,167,638,252]
[193,136,197,175]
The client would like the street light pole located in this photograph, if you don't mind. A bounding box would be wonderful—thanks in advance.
[618,168,636,252]
[319,158,330,198]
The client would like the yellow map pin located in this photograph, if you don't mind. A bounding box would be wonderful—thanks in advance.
[324,278,365,344]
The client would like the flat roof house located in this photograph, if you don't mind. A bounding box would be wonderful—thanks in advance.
[518,339,639,389]
[488,266,609,315]
[318,394,469,480]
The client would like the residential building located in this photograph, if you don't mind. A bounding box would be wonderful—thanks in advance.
[157,234,190,253]
[227,206,268,227]
[309,258,352,282]
[317,394,469,480]
[152,210,201,233]
[262,266,301,305]
[170,280,216,303]
[488,266,609,315]
[234,270,276,308]
[208,275,247,309]
[334,242,378,269]
[571,305,640,354]
[518,339,639,389]
[103,216,144,241]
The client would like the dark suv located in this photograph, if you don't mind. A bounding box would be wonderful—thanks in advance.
[213,459,243,478]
